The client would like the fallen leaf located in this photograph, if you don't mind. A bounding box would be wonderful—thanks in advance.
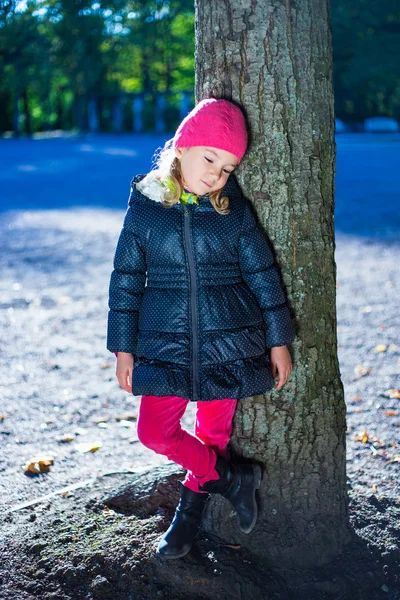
[374,437,386,446]
[223,544,241,550]
[383,389,400,399]
[100,363,113,369]
[92,416,109,424]
[353,395,362,402]
[354,365,371,378]
[115,412,138,422]
[0,415,4,422]
[23,455,55,474]
[59,433,75,442]
[387,455,400,463]
[372,484,378,493]
[374,344,387,353]
[383,410,398,417]
[354,429,369,443]
[75,442,102,453]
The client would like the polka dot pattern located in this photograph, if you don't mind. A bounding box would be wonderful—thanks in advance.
[107,173,295,401]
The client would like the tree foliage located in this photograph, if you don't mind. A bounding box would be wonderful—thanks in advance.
[0,0,399,133]
[0,0,195,132]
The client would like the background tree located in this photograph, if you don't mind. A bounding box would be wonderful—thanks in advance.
[332,0,400,121]
[1,0,399,134]
[195,0,352,569]
[0,0,195,133]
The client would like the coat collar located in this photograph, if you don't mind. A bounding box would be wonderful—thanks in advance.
[133,171,167,203]
[131,171,240,210]
[133,170,210,204]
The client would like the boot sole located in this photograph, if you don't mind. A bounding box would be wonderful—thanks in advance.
[155,532,196,559]
[239,464,262,534]
[156,546,192,559]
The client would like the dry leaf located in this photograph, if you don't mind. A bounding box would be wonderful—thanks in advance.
[354,365,371,378]
[0,415,4,422]
[92,415,109,424]
[24,455,55,474]
[59,433,75,442]
[75,442,102,453]
[353,395,362,402]
[383,410,398,417]
[223,544,241,550]
[354,429,369,443]
[374,437,386,446]
[383,389,400,399]
[115,412,138,422]
[372,484,378,493]
[387,455,400,463]
[374,344,387,353]
[100,363,113,369]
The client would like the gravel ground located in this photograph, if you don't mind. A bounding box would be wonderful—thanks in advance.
[0,133,399,599]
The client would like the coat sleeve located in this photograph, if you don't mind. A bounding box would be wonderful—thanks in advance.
[106,194,146,356]
[238,199,295,348]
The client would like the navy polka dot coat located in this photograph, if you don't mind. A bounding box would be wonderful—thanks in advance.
[107,172,295,401]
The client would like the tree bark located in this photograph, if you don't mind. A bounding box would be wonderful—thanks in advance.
[194,0,351,568]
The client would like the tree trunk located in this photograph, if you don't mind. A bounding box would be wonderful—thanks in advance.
[195,0,351,568]
[22,89,32,136]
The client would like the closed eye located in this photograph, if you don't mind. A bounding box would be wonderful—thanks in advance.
[205,156,233,174]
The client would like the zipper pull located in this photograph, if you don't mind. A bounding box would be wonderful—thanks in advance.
[184,208,189,216]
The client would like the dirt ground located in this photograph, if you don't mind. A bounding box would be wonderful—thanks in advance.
[0,204,399,599]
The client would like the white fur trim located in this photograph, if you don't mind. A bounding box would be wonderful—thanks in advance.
[135,170,166,203]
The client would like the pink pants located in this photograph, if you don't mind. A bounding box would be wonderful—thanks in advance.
[137,395,237,493]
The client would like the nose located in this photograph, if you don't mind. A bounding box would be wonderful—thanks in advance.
[208,165,221,181]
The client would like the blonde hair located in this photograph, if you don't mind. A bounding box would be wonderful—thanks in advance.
[151,138,231,215]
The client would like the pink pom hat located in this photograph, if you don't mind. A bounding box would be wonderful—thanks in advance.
[172,98,248,164]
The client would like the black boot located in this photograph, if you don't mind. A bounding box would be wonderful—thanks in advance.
[198,454,262,534]
[156,481,210,559]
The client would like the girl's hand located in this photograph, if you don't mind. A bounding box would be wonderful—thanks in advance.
[116,352,134,393]
[270,346,292,390]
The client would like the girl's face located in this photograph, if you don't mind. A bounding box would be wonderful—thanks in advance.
[174,146,238,196]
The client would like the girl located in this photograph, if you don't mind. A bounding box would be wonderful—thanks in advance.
[107,98,294,559]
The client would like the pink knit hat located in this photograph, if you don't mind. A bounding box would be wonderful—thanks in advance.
[172,98,248,163]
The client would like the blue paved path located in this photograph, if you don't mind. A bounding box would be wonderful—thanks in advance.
[0,132,399,241]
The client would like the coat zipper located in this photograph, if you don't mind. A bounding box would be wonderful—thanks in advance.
[183,205,199,401]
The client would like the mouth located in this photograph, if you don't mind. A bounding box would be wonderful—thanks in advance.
[201,180,212,188]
